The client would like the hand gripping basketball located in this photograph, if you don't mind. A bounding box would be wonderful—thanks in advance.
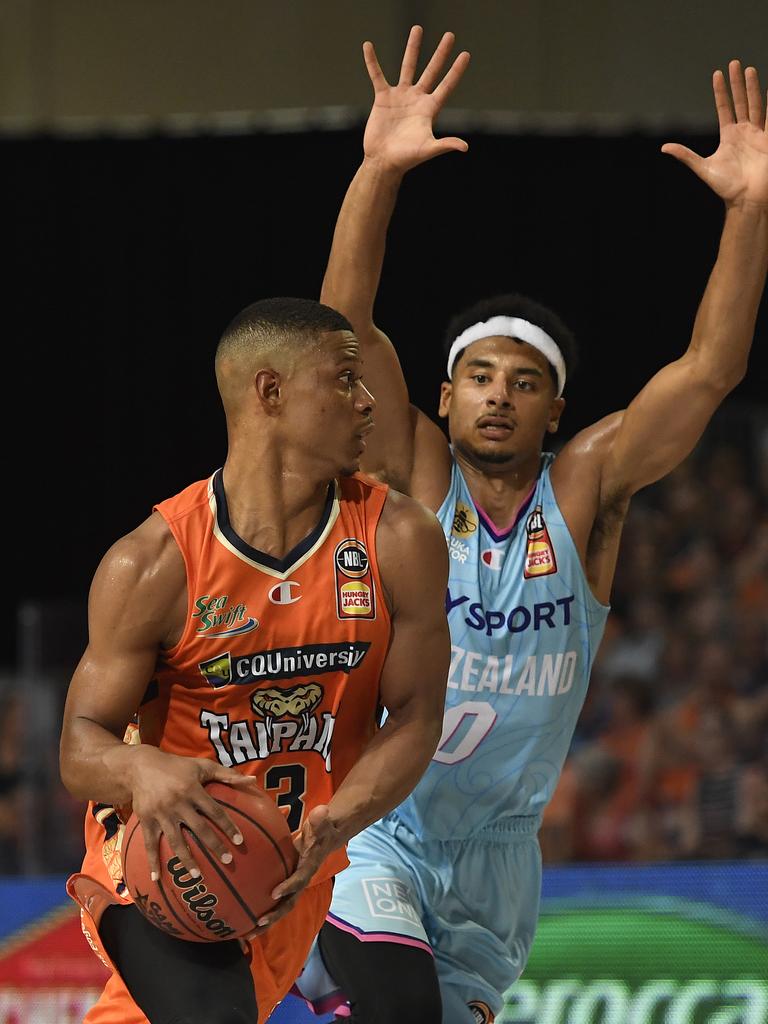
[122,781,298,941]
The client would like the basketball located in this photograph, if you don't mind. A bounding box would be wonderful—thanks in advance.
[122,780,298,942]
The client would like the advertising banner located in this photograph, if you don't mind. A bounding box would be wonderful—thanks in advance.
[1,863,766,1024]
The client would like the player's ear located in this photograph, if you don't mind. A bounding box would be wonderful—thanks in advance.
[255,368,282,411]
[438,381,453,419]
[547,396,565,433]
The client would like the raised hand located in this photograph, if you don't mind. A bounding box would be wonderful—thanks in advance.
[362,24,470,172]
[662,61,768,207]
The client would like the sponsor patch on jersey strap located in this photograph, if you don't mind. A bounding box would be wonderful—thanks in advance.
[523,504,557,579]
[452,501,478,537]
[334,538,377,620]
[198,641,371,688]
[468,1000,495,1023]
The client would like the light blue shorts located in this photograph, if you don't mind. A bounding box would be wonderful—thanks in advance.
[294,812,542,1024]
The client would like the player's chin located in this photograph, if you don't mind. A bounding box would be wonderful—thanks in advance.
[338,457,361,478]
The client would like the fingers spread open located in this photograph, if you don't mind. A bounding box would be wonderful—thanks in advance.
[161,819,202,879]
[745,66,765,128]
[398,25,423,86]
[432,51,471,109]
[713,69,735,129]
[728,59,749,122]
[363,41,388,92]
[196,791,244,849]
[416,31,456,92]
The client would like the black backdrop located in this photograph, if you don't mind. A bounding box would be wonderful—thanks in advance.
[6,126,767,667]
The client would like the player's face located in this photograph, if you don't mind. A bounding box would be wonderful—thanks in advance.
[287,330,375,477]
[438,337,564,470]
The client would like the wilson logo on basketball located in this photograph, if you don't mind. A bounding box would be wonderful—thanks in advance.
[166,857,237,939]
[523,505,557,579]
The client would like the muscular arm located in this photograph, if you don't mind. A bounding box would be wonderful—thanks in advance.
[321,26,469,497]
[324,490,450,839]
[60,514,251,877]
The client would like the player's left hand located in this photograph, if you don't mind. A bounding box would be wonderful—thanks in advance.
[244,805,342,935]
[662,61,768,208]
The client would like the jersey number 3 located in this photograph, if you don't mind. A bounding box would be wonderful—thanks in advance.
[264,764,306,830]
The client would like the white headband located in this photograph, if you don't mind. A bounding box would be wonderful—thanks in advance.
[446,315,566,397]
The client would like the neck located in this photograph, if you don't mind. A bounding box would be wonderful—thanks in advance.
[221,437,334,558]
[454,446,543,530]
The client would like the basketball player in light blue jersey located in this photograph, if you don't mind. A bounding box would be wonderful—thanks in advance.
[293,27,768,1024]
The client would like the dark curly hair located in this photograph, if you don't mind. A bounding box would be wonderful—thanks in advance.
[443,292,578,390]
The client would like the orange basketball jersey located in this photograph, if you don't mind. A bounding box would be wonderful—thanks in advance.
[77,469,391,902]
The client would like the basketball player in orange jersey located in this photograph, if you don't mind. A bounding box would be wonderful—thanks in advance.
[293,28,768,1024]
[59,296,450,1024]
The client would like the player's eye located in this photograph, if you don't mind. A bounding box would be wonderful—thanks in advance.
[472,374,489,384]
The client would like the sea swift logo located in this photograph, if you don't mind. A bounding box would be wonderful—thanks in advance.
[192,593,258,638]
[198,641,371,689]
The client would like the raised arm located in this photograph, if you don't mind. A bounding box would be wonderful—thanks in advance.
[597,61,768,499]
[321,26,470,497]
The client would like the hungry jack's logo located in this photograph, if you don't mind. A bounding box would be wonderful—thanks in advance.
[334,538,376,620]
[523,505,557,578]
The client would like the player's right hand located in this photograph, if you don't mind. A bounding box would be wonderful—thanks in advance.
[126,745,262,882]
[362,25,470,173]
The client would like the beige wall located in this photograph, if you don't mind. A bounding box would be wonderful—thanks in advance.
[1,0,767,132]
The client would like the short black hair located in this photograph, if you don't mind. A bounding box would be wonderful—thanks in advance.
[218,296,352,359]
[443,292,578,389]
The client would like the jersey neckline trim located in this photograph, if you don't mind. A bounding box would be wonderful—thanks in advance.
[209,469,340,579]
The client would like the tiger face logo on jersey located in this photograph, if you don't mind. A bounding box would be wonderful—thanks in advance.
[334,538,376,620]
[523,504,557,579]
[468,1001,495,1023]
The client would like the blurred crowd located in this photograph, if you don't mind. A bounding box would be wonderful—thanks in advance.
[542,407,768,863]
[0,408,766,875]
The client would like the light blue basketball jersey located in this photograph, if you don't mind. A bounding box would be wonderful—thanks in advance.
[394,451,609,840]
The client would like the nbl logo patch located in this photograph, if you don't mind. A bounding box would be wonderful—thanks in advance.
[334,538,376,620]
[468,1001,495,1023]
[523,505,557,579]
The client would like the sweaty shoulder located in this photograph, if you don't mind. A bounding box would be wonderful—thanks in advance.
[375,487,449,614]
[91,511,187,649]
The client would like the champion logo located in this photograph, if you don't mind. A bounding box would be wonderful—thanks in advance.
[268,580,302,605]
[481,548,505,571]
